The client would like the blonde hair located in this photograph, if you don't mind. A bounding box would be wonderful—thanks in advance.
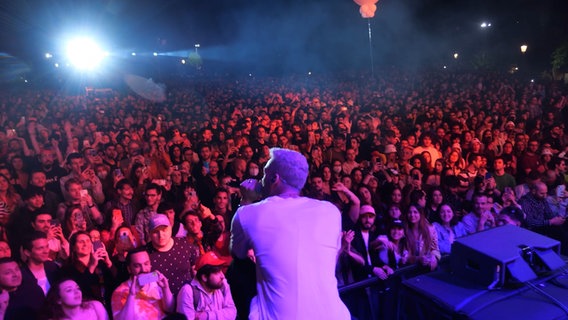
[267,148,309,191]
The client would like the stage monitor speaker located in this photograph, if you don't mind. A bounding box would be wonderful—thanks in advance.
[450,225,564,288]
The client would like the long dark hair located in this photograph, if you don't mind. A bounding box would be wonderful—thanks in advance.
[67,231,92,272]
[44,277,89,320]
[63,204,83,238]
[403,203,433,257]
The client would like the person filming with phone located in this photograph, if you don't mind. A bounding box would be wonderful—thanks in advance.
[56,178,104,229]
[59,153,105,206]
[111,247,174,320]
[30,211,69,262]
[61,231,113,303]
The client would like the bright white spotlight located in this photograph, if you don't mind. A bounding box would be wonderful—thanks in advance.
[54,63,59,68]
[181,59,186,64]
[66,37,105,70]
[45,53,53,59]
[131,52,137,56]
[153,52,158,57]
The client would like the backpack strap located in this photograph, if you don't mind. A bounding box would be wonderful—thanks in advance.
[191,281,228,310]
[192,284,201,310]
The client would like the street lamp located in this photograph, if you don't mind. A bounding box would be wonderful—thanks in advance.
[520,44,528,53]
[453,53,459,59]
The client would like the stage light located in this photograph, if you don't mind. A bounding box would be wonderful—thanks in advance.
[54,63,59,68]
[65,37,105,70]
[181,59,186,64]
[131,52,136,56]
[520,44,528,53]
[45,53,53,59]
[153,52,158,57]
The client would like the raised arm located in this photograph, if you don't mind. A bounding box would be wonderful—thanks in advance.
[332,182,360,224]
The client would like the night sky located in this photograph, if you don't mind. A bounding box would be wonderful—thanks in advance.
[0,0,567,75]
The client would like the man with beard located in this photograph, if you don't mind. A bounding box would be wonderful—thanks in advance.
[28,170,59,215]
[101,143,119,169]
[176,252,236,320]
[104,179,139,228]
[519,181,568,254]
[111,248,174,320]
[350,205,391,281]
[347,205,392,320]
[36,147,67,202]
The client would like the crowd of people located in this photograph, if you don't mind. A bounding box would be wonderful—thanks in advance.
[0,70,567,319]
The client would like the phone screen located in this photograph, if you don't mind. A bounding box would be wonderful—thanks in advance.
[92,240,104,252]
[112,209,122,220]
[138,271,159,286]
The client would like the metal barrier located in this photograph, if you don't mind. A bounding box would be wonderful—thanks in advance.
[338,264,436,320]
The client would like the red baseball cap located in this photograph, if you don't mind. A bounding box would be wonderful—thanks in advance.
[195,252,226,270]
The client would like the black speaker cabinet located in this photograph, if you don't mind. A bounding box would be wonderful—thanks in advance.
[403,269,568,320]
[450,225,565,288]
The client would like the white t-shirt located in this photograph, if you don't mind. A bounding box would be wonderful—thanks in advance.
[231,196,350,320]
